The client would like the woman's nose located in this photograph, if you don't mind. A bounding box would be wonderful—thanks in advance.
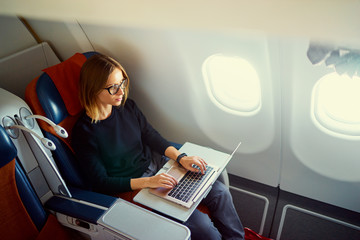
[117,87,124,95]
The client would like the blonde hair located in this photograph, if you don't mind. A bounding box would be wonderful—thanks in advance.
[79,54,129,123]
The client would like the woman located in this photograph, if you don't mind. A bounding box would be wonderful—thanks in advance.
[72,53,244,240]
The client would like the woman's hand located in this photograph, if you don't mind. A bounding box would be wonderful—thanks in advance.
[179,155,208,174]
[147,173,178,189]
[164,146,208,174]
[131,173,177,190]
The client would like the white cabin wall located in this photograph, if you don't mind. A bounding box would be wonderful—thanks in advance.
[0,15,62,99]
[0,15,94,97]
[0,15,37,58]
[2,1,360,44]
[25,18,94,60]
[280,39,360,213]
[0,42,60,99]
[167,30,282,187]
[78,24,194,140]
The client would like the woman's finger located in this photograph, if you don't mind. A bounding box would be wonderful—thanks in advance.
[161,173,178,186]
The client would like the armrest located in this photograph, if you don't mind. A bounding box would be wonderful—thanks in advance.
[98,199,191,240]
[45,196,105,224]
[69,186,117,208]
[47,197,191,240]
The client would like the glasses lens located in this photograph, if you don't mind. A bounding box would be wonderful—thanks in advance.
[110,85,120,95]
[108,79,127,95]
[120,79,127,89]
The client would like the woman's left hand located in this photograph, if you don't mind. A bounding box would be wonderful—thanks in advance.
[179,155,208,174]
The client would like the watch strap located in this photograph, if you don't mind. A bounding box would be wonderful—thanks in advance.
[176,153,187,167]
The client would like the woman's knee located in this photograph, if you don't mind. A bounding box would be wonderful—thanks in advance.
[205,180,232,203]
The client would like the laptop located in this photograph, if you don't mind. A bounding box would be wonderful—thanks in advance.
[148,141,241,209]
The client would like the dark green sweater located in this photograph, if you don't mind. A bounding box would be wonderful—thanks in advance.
[71,99,170,194]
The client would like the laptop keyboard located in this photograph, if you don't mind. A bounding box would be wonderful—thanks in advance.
[168,165,214,203]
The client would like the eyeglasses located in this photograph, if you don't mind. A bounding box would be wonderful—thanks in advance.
[103,79,128,95]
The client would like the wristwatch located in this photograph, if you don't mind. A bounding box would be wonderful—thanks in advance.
[176,153,187,167]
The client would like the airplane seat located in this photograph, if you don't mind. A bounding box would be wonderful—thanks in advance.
[0,125,73,240]
[25,51,97,190]
[24,52,212,215]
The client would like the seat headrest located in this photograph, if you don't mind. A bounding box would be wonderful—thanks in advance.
[35,52,98,124]
[41,53,87,116]
[0,126,17,168]
[33,52,98,125]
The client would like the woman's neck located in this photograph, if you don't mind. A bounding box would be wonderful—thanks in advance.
[98,105,112,120]
[86,104,112,121]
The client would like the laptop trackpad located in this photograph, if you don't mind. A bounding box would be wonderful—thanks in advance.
[149,166,187,197]
[167,166,187,180]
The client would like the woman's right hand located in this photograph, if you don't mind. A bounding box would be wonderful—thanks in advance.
[147,173,178,189]
[131,173,178,190]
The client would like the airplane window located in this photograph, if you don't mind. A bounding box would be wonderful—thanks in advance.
[311,72,360,139]
[202,54,261,116]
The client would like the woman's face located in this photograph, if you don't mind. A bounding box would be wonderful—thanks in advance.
[97,68,125,108]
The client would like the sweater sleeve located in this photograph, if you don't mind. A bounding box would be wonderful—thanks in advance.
[130,100,171,154]
[71,117,132,194]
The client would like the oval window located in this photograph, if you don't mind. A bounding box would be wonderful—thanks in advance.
[312,72,360,139]
[202,54,261,116]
